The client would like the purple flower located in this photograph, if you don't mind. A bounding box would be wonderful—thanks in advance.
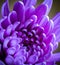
[0,0,60,65]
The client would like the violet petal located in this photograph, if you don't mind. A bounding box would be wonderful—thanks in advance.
[0,60,5,65]
[1,0,10,17]
[48,53,60,62]
[8,11,18,24]
[25,6,35,20]
[22,0,37,6]
[43,0,53,14]
[35,4,48,22]
[5,55,14,65]
[1,16,11,29]
[53,13,60,26]
[13,1,25,22]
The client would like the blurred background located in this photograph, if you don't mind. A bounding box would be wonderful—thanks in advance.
[0,0,60,65]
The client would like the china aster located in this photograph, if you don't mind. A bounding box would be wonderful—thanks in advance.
[0,0,60,65]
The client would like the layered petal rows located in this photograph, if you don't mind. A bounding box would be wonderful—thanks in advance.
[0,0,60,65]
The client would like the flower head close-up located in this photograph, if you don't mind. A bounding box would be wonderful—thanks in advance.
[0,0,60,65]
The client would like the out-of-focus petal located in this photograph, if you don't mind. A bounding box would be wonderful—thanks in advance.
[43,0,53,14]
[35,62,46,65]
[54,27,60,42]
[46,62,56,65]
[48,53,60,62]
[5,55,14,65]
[52,13,60,26]
[0,60,5,65]
[22,0,37,7]
[13,1,25,22]
[28,54,38,64]
[1,0,10,17]
[0,30,4,42]
[52,13,60,42]
[53,42,58,51]
[35,4,48,23]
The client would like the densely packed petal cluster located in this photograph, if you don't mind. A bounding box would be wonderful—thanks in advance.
[0,0,60,65]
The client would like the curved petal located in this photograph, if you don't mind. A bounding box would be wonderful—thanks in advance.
[55,28,60,42]
[8,11,18,24]
[22,0,37,7]
[13,1,25,23]
[52,13,60,26]
[28,54,38,64]
[0,60,5,65]
[46,62,56,65]
[25,6,35,21]
[31,15,37,22]
[1,16,11,29]
[52,13,60,20]
[35,4,48,23]
[0,30,4,42]
[3,37,10,49]
[40,16,54,35]
[5,55,14,65]
[48,53,60,62]
[1,0,10,17]
[4,25,13,38]
[43,0,53,14]
[40,15,49,26]
[45,34,54,45]
[53,42,58,51]
[0,44,1,53]
[52,13,60,42]
[35,62,46,65]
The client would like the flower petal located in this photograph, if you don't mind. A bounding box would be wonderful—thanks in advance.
[7,47,16,55]
[53,42,58,51]
[22,0,37,7]
[53,26,60,42]
[35,4,48,23]
[31,15,37,22]
[3,37,10,49]
[40,15,49,26]
[5,55,14,65]
[0,30,4,42]
[4,25,13,38]
[25,6,35,20]
[40,15,54,35]
[45,34,54,45]
[43,0,53,14]
[48,53,60,62]
[35,62,46,65]
[52,13,60,42]
[1,16,11,29]
[8,11,18,24]
[52,13,60,26]
[46,62,56,65]
[13,1,25,22]
[0,60,5,65]
[1,0,10,17]
[28,54,38,64]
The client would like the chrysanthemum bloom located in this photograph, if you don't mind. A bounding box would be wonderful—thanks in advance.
[0,0,60,65]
